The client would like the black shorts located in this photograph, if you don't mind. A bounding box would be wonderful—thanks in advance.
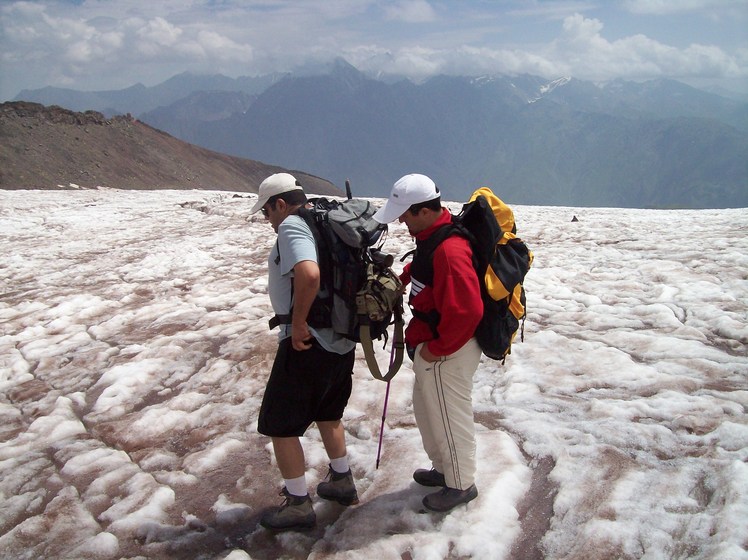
[257,337,355,437]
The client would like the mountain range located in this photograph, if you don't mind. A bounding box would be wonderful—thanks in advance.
[13,60,748,208]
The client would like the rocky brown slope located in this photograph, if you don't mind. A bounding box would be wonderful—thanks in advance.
[0,101,341,195]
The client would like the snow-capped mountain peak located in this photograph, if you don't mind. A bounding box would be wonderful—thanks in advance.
[529,76,572,103]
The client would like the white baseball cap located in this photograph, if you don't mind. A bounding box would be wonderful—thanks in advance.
[249,173,304,214]
[373,174,441,223]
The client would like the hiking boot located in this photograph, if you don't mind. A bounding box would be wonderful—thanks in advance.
[413,468,446,487]
[316,465,359,506]
[259,488,316,531]
[422,485,478,512]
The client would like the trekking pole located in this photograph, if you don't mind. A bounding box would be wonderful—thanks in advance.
[375,340,397,469]
[375,380,391,469]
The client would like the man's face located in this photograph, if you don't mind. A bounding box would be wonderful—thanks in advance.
[399,207,430,236]
[261,200,285,232]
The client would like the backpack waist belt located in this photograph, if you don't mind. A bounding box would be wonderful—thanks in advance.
[268,304,333,331]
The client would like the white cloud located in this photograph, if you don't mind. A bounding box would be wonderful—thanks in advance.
[387,46,442,76]
[66,31,124,64]
[623,0,746,15]
[453,46,559,78]
[1,2,125,69]
[195,30,254,62]
[506,0,596,20]
[350,11,746,85]
[0,0,746,99]
[383,0,437,23]
[1,2,45,43]
[550,13,747,81]
[361,43,557,81]
[561,12,604,43]
[135,16,182,47]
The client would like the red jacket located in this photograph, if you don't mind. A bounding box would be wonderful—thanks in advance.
[400,209,483,356]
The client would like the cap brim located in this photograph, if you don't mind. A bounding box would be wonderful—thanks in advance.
[249,195,269,215]
[373,200,410,223]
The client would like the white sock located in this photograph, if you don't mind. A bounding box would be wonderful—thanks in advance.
[284,475,307,497]
[330,456,349,474]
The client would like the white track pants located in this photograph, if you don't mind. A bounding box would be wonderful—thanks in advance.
[412,338,482,490]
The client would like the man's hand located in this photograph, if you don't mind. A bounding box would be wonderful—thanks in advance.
[419,344,440,362]
[290,259,320,351]
[291,321,314,351]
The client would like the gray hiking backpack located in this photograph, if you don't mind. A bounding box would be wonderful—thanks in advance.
[269,191,404,382]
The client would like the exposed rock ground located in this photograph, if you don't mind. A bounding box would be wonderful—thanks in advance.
[0,101,341,195]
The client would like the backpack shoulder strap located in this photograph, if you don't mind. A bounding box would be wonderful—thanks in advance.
[406,223,464,338]
[410,223,459,282]
[418,223,459,254]
[268,206,333,331]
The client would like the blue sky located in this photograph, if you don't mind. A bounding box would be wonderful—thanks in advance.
[1,0,747,101]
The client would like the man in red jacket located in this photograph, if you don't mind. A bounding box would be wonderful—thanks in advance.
[374,173,483,512]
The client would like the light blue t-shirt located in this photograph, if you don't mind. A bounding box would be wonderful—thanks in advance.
[268,214,356,355]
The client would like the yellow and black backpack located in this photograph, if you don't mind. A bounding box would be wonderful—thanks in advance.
[408,187,533,362]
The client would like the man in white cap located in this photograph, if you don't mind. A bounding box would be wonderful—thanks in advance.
[374,173,483,512]
[250,173,359,531]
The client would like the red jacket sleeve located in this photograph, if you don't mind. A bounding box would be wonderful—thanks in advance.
[426,235,483,356]
[399,262,411,287]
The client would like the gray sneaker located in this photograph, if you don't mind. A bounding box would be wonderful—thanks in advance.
[422,484,478,512]
[316,465,359,506]
[413,468,446,487]
[259,488,316,531]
